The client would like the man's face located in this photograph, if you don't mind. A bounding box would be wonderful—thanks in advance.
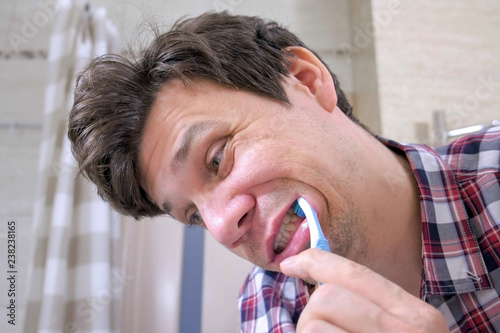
[139,77,369,272]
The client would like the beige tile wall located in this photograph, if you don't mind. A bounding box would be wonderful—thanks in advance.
[372,0,500,144]
[348,0,382,134]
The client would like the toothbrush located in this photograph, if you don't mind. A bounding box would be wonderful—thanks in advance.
[294,197,330,253]
[295,198,330,286]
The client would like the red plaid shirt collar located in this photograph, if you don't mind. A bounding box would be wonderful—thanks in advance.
[381,129,500,332]
[380,136,495,297]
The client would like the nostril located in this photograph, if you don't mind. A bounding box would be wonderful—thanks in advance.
[238,213,247,227]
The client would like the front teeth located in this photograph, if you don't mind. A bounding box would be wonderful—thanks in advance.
[273,208,301,253]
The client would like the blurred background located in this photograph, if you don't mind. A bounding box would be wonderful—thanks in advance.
[0,0,499,332]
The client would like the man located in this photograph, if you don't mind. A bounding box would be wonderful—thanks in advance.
[68,11,500,332]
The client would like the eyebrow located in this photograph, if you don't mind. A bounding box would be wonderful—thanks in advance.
[173,120,223,167]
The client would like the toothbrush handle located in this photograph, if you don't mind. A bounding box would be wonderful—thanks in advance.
[315,238,330,252]
[314,239,330,287]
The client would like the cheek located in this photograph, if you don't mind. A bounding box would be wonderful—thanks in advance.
[235,139,295,179]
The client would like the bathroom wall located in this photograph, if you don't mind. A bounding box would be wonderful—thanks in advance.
[371,0,500,144]
[348,0,382,134]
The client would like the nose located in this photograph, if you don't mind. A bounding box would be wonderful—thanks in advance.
[198,193,254,249]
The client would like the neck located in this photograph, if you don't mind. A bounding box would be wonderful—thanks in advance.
[363,143,423,297]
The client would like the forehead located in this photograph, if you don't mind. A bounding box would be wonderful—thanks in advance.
[142,79,224,148]
[147,79,237,122]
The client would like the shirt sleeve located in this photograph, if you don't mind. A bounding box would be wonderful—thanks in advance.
[239,266,310,333]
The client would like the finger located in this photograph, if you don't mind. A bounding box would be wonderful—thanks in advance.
[297,319,348,333]
[297,283,413,333]
[280,249,448,331]
[280,249,417,309]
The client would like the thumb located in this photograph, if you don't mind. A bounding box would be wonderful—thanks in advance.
[280,248,331,282]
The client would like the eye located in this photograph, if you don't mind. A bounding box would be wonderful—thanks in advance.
[188,210,204,226]
[210,148,223,170]
[206,138,227,173]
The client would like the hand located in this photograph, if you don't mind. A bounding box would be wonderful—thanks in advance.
[280,249,449,333]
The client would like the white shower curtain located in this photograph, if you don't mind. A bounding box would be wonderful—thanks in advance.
[25,1,123,332]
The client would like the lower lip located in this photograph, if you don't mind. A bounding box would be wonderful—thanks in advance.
[273,220,310,265]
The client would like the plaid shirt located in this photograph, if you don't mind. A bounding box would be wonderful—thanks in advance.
[239,267,310,332]
[239,127,500,332]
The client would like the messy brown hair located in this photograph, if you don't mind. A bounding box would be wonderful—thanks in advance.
[68,11,357,219]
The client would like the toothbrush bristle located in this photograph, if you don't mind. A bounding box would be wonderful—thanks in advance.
[294,201,306,217]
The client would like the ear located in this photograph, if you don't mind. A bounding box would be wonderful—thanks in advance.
[285,46,337,112]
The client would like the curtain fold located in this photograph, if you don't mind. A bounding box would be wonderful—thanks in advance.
[25,1,123,332]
